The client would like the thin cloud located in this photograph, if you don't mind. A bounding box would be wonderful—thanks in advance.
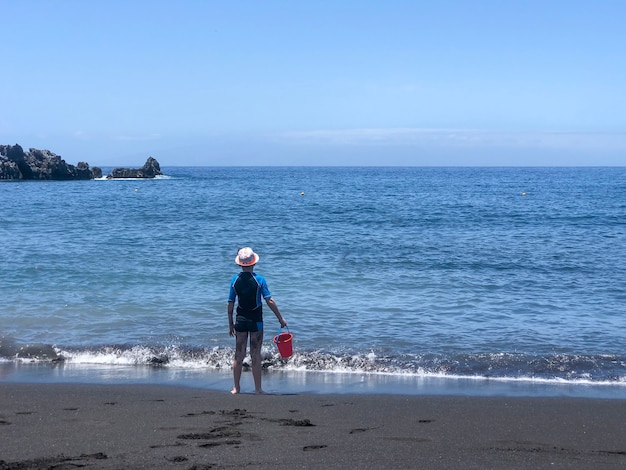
[111,133,162,142]
[72,131,162,142]
[275,128,626,151]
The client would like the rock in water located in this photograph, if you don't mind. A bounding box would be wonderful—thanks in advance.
[107,157,162,179]
[0,144,102,180]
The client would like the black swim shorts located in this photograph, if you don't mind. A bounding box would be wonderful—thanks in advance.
[234,317,263,332]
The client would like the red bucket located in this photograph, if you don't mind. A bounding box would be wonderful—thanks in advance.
[273,332,293,358]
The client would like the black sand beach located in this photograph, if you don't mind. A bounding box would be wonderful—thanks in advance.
[1,383,625,469]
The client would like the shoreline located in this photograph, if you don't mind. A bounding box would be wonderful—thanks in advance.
[1,382,625,469]
[2,362,626,400]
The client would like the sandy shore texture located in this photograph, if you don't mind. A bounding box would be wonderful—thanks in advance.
[1,383,625,469]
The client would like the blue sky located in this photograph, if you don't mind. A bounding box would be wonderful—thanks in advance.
[2,0,625,166]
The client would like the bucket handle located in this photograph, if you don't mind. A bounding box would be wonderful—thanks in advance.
[274,326,291,344]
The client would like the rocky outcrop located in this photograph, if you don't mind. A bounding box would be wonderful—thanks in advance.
[0,336,63,361]
[107,157,162,179]
[0,144,102,180]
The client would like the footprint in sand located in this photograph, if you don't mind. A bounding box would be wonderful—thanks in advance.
[303,445,328,451]
[177,427,242,440]
[199,440,242,448]
[349,427,377,434]
[275,418,315,427]
[183,411,216,417]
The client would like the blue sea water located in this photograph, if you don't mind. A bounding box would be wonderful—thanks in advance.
[1,167,625,397]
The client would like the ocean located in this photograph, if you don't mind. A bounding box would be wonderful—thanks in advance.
[1,167,625,397]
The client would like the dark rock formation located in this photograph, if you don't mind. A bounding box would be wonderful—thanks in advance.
[107,157,162,179]
[0,336,63,362]
[0,144,102,180]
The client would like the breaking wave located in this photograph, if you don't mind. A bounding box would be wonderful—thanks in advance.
[2,342,624,386]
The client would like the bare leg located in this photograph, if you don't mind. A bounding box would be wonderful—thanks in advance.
[249,330,264,394]
[232,331,248,394]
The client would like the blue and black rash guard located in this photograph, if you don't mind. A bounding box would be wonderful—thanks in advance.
[228,272,272,323]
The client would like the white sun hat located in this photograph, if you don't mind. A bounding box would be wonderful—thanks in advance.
[235,247,260,266]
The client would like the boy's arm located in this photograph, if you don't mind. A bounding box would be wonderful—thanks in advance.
[265,297,287,328]
[227,302,235,336]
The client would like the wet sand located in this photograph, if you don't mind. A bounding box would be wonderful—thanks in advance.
[1,383,625,469]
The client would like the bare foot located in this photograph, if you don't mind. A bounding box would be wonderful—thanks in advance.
[255,389,265,395]
[231,388,240,395]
